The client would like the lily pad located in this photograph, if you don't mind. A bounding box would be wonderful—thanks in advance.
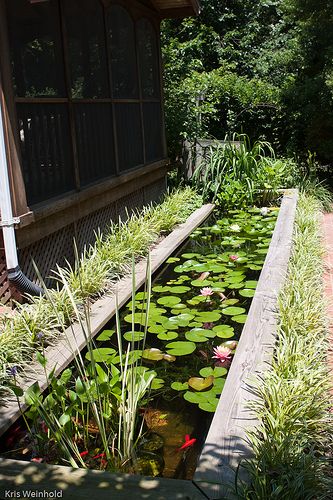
[198,399,218,412]
[239,288,255,298]
[86,348,116,362]
[96,329,115,341]
[196,311,221,322]
[157,296,181,307]
[244,280,258,289]
[148,325,166,334]
[221,307,246,316]
[165,341,196,356]
[185,330,209,342]
[181,253,201,259]
[171,381,189,391]
[199,366,227,378]
[142,348,164,361]
[232,314,248,324]
[191,279,212,287]
[166,257,180,264]
[213,377,226,391]
[221,299,239,306]
[123,331,145,342]
[212,325,235,338]
[152,285,171,293]
[168,286,191,294]
[158,332,178,341]
[188,376,214,391]
[151,378,165,390]
[171,303,187,310]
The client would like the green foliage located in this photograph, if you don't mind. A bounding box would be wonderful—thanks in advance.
[238,194,333,498]
[191,134,293,209]
[162,0,333,163]
[0,188,202,398]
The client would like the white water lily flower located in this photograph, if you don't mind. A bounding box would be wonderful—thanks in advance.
[260,207,269,216]
[229,224,241,232]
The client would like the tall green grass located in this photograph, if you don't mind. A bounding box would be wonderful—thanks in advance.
[237,193,333,499]
[1,188,202,398]
[191,134,290,209]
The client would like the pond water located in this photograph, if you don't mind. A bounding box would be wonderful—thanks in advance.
[0,206,278,479]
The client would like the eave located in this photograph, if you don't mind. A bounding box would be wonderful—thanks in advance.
[150,0,201,18]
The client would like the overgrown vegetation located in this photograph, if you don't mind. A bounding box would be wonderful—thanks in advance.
[191,134,294,209]
[162,0,333,164]
[0,188,202,397]
[237,193,333,498]
[190,135,332,212]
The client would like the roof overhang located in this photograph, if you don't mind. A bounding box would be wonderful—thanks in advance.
[150,0,201,19]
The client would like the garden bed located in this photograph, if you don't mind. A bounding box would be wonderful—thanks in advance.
[0,191,298,499]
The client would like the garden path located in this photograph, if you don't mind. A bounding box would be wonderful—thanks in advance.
[322,212,333,398]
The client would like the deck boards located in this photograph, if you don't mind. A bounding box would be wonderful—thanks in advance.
[0,459,206,500]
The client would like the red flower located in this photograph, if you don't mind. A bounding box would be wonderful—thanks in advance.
[229,255,239,261]
[80,451,89,457]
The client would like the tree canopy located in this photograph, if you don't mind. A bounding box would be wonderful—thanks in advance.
[162,0,333,163]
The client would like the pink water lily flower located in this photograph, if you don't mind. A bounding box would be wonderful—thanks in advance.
[212,346,232,363]
[229,254,239,261]
[200,287,213,297]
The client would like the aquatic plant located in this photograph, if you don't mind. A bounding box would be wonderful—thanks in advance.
[212,346,232,363]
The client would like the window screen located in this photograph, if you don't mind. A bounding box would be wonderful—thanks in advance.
[64,0,109,99]
[17,103,75,205]
[74,103,116,186]
[143,102,163,162]
[115,103,143,171]
[137,18,160,99]
[6,0,66,97]
[108,5,139,99]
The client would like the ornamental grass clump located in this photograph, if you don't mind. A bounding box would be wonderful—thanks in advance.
[238,193,333,499]
[0,188,202,397]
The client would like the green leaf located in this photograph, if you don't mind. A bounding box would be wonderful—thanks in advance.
[59,413,71,427]
[196,311,221,322]
[221,307,246,316]
[59,368,72,385]
[96,329,115,341]
[171,381,189,391]
[239,288,255,298]
[151,378,165,390]
[244,280,258,289]
[158,331,179,341]
[232,314,248,324]
[165,341,196,356]
[188,376,214,391]
[123,330,145,341]
[198,399,218,412]
[157,295,182,307]
[212,324,235,338]
[199,366,227,378]
[85,348,117,362]
[36,351,47,368]
[142,348,164,361]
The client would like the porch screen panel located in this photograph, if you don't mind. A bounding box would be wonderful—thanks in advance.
[108,6,138,99]
[143,102,163,162]
[63,0,109,99]
[6,0,66,97]
[74,104,116,186]
[17,104,74,205]
[115,104,143,171]
[137,18,160,99]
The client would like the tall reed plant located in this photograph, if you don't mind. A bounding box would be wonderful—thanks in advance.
[15,257,156,471]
